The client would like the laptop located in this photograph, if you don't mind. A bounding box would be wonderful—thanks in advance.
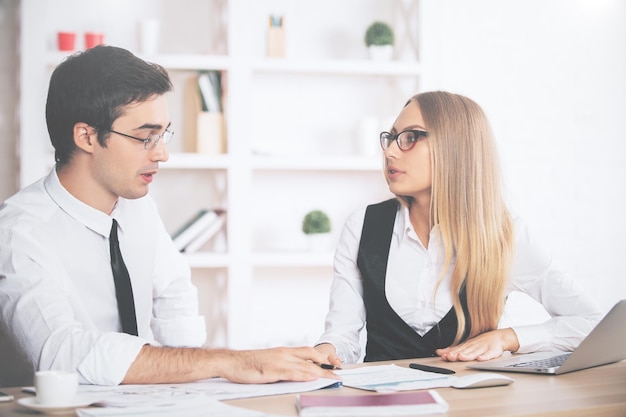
[467,299,626,375]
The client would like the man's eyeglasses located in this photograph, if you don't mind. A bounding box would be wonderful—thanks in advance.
[109,129,174,150]
[380,129,429,151]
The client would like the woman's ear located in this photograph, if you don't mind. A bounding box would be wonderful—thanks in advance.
[73,123,96,153]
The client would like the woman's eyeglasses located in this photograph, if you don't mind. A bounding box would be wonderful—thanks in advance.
[380,129,429,151]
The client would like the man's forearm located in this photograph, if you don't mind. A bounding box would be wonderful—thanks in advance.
[122,345,229,384]
[122,344,339,385]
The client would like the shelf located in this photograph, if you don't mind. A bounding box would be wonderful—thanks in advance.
[252,252,334,268]
[251,155,383,171]
[49,53,416,76]
[143,54,230,71]
[48,53,417,76]
[162,153,230,170]
[252,58,421,77]
[47,52,230,71]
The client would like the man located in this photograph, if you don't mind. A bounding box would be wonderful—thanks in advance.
[0,45,338,386]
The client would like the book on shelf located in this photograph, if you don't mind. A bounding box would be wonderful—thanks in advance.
[171,209,225,252]
[183,213,226,253]
[296,390,448,417]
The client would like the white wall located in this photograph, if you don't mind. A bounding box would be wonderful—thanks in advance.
[420,0,626,316]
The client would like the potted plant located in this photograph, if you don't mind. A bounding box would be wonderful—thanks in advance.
[302,210,332,251]
[364,21,394,61]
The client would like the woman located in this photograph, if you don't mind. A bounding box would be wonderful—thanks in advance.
[315,91,601,366]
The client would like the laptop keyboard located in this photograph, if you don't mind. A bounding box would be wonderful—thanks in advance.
[507,353,572,368]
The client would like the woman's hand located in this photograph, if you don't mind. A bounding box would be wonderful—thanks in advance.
[436,328,520,362]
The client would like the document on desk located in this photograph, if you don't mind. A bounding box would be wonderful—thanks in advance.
[337,364,455,392]
[72,377,340,408]
[76,397,281,417]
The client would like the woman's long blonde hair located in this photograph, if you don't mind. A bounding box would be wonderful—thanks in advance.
[397,91,515,344]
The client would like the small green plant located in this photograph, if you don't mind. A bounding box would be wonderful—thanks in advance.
[302,210,331,235]
[364,21,394,47]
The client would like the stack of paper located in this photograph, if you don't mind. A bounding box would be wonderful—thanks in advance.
[77,397,279,417]
[71,377,340,416]
[337,364,455,392]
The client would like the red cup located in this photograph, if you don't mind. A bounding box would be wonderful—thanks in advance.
[85,32,104,49]
[57,32,76,51]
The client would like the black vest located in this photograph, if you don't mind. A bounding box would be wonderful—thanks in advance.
[357,199,470,362]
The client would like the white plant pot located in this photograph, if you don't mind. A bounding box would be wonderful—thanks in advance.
[368,45,393,61]
[306,233,332,252]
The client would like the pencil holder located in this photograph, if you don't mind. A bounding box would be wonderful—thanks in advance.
[267,15,285,57]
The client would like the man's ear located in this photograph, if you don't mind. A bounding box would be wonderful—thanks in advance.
[73,123,97,153]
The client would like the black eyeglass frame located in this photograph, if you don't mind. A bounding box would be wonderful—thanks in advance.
[109,129,174,150]
[379,129,429,151]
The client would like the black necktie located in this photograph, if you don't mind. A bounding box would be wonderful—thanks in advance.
[109,219,138,336]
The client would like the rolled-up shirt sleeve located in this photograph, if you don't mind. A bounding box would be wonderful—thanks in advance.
[76,333,149,385]
[316,209,367,363]
[507,222,602,353]
[150,225,206,348]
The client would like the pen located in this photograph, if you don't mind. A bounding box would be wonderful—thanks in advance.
[409,363,456,375]
[319,363,342,370]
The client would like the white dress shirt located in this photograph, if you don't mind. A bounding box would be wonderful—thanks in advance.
[317,203,602,363]
[0,169,206,386]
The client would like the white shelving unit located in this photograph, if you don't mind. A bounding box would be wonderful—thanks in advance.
[19,0,423,349]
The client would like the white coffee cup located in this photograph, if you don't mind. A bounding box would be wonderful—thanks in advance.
[34,370,78,405]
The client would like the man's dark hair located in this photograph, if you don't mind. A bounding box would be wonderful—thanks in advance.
[45,45,173,167]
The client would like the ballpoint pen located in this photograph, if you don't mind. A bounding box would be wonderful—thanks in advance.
[319,363,342,370]
[409,363,456,374]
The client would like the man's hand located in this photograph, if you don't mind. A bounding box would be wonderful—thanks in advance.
[436,328,520,362]
[314,343,343,369]
[218,346,341,384]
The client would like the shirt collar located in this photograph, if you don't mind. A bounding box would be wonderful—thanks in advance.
[398,203,441,247]
[398,204,412,245]
[44,168,117,238]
